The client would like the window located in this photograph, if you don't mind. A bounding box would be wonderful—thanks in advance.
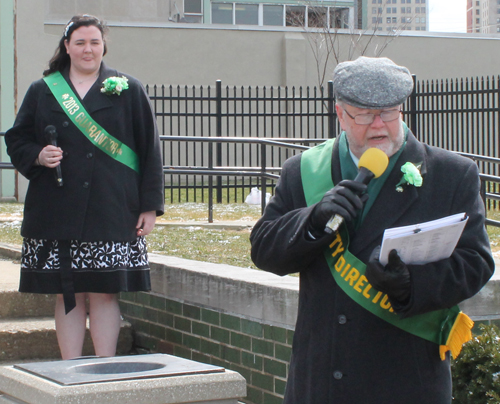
[387,17,391,23]
[184,0,203,22]
[392,17,397,23]
[373,7,378,14]
[235,3,258,25]
[476,9,479,15]
[407,7,411,13]
[421,16,425,23]
[476,18,480,24]
[415,7,419,13]
[286,5,305,26]
[263,5,283,26]
[415,17,419,23]
[406,0,411,3]
[308,7,327,28]
[379,7,383,13]
[401,7,406,13]
[416,0,419,3]
[387,7,391,13]
[372,0,377,3]
[372,16,378,23]
[421,6,425,12]
[212,3,233,24]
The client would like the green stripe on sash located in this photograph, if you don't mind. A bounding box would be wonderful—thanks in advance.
[43,72,140,173]
[300,139,472,359]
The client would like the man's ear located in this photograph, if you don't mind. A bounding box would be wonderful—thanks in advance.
[335,104,346,131]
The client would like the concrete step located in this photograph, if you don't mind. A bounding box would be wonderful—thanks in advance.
[0,292,55,319]
[0,317,133,362]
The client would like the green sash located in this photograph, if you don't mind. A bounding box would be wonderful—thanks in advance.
[300,138,473,360]
[43,72,140,173]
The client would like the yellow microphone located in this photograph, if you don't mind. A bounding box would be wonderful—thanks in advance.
[324,147,389,234]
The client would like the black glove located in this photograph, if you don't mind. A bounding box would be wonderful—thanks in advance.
[365,247,411,304]
[309,180,368,234]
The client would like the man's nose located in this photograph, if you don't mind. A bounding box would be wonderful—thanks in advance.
[370,114,385,127]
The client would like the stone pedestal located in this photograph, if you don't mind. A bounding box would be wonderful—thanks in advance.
[0,354,246,404]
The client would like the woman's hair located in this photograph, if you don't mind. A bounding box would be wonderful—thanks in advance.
[43,14,108,77]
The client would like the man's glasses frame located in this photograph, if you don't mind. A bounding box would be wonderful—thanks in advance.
[342,108,401,125]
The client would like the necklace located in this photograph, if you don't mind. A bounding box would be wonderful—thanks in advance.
[71,72,99,85]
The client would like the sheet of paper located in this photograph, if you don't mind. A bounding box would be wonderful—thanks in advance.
[379,213,468,266]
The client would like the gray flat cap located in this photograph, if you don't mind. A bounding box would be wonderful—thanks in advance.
[332,56,413,109]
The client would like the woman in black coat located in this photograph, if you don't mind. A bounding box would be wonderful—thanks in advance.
[5,15,164,359]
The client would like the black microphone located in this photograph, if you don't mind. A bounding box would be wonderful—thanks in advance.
[324,148,389,234]
[44,125,63,187]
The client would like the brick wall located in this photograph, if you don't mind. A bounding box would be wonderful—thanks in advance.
[118,253,500,404]
[118,254,299,404]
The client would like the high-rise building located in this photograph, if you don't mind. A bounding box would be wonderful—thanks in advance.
[362,0,429,32]
[467,0,500,33]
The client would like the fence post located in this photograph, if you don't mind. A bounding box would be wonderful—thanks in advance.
[208,138,214,223]
[260,142,267,214]
[410,74,417,135]
[328,81,336,139]
[216,80,223,204]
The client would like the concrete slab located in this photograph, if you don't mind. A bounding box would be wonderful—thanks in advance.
[0,354,246,404]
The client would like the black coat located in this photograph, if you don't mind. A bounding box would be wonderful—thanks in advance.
[5,64,164,241]
[250,132,494,404]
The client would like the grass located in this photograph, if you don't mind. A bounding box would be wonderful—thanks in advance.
[0,202,498,270]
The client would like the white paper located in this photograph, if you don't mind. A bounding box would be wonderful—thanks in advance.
[379,213,468,266]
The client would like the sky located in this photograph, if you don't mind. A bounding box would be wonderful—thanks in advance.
[428,0,467,33]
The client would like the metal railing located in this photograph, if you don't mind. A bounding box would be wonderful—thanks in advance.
[1,132,499,227]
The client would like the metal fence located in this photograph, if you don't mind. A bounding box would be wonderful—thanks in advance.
[150,77,500,207]
[1,75,499,225]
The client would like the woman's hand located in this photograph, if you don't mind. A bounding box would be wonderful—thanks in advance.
[136,211,157,236]
[37,145,63,168]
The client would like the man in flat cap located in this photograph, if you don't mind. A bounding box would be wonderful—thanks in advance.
[251,56,494,403]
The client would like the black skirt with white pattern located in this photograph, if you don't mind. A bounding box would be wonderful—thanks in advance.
[19,237,151,295]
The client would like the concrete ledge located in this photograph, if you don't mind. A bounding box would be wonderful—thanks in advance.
[149,253,299,328]
[147,253,500,325]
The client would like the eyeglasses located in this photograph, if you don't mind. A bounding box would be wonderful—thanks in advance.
[342,108,401,125]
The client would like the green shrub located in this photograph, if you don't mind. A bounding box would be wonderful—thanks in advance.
[452,324,500,403]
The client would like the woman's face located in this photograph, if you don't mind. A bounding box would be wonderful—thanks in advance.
[64,25,104,75]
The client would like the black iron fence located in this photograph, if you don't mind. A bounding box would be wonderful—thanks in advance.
[149,77,500,207]
[1,75,499,226]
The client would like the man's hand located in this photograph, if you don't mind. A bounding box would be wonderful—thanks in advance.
[136,211,157,236]
[309,180,367,234]
[365,247,411,304]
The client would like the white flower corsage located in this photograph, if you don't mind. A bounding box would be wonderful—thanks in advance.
[101,76,129,96]
[396,162,423,192]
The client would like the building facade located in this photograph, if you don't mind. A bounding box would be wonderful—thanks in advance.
[467,0,500,33]
[362,0,428,32]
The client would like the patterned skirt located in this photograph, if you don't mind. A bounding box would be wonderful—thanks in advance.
[20,237,151,312]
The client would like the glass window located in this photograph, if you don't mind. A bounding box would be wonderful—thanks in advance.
[401,7,405,13]
[373,7,377,14]
[407,7,411,12]
[476,18,480,23]
[415,7,420,13]
[402,0,405,3]
[387,17,391,23]
[387,7,391,13]
[407,0,411,3]
[421,6,425,12]
[373,16,378,23]
[185,0,202,13]
[392,17,397,23]
[286,5,305,26]
[212,3,233,24]
[263,5,283,26]
[308,7,327,28]
[476,9,479,15]
[235,3,258,25]
[421,16,425,23]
